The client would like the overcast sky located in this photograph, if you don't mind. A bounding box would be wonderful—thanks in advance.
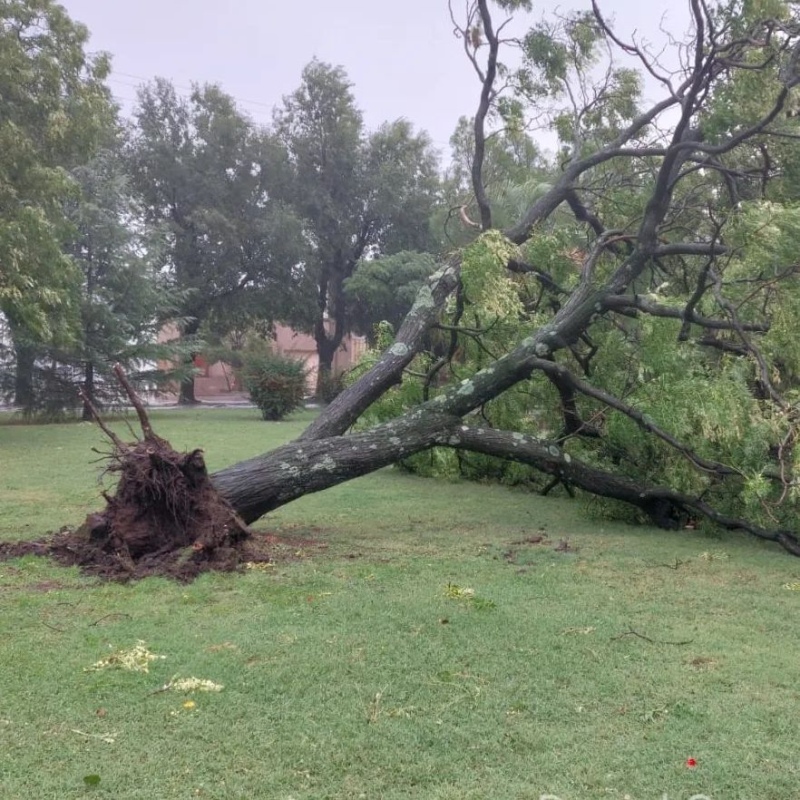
[60,0,690,157]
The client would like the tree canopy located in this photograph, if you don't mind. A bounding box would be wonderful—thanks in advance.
[0,0,113,344]
[274,60,442,395]
[127,79,309,402]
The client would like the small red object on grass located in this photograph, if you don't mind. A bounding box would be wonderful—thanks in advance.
[686,757,697,768]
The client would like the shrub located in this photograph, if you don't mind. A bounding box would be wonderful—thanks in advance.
[240,350,307,421]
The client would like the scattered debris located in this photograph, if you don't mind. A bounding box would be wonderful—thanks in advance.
[443,583,495,610]
[444,583,474,600]
[85,641,165,673]
[510,535,545,546]
[554,538,577,553]
[561,626,596,636]
[611,626,693,646]
[72,729,116,744]
[155,676,224,693]
[699,550,729,561]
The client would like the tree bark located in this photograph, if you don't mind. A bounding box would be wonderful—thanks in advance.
[213,411,460,523]
[13,340,36,409]
[82,361,95,421]
[178,319,201,405]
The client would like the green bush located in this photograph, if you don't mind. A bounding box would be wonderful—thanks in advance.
[240,350,307,421]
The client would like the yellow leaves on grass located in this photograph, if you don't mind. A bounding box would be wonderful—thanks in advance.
[85,641,165,673]
[161,677,224,693]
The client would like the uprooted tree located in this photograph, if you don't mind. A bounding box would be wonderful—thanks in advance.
[77,0,800,566]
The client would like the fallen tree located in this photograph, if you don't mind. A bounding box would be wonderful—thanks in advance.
[18,0,800,575]
[211,0,800,558]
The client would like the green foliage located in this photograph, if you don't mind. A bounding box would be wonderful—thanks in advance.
[274,60,442,387]
[444,119,550,235]
[461,230,524,317]
[0,0,114,343]
[128,79,310,341]
[3,142,190,418]
[522,12,600,92]
[345,251,437,342]
[240,348,308,421]
[355,231,553,486]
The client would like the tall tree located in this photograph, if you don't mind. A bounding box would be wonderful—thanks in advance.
[62,144,180,418]
[274,60,441,395]
[127,80,308,403]
[0,0,114,405]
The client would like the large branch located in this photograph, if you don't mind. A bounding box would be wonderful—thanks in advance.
[526,356,739,477]
[300,255,460,440]
[471,0,501,231]
[444,426,800,556]
[215,412,461,523]
[603,295,770,332]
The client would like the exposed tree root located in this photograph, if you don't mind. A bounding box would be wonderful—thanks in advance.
[47,366,260,581]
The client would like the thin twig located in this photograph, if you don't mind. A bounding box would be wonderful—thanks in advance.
[90,613,132,626]
[78,389,129,454]
[611,626,693,645]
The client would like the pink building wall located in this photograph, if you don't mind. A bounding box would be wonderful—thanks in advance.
[158,323,366,399]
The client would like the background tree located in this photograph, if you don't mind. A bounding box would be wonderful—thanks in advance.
[127,80,309,403]
[344,251,438,344]
[0,0,114,406]
[274,60,441,396]
[60,144,181,419]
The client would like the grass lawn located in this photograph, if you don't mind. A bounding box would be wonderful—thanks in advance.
[1,409,799,799]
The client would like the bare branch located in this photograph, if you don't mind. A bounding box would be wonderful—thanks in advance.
[603,294,770,332]
[78,390,130,455]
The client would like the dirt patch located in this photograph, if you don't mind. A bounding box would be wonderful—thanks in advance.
[0,527,326,582]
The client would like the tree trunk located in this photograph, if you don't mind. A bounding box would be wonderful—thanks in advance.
[313,318,346,400]
[178,319,201,405]
[82,362,95,421]
[213,411,460,523]
[13,340,36,409]
[313,263,350,400]
[179,369,199,405]
[211,415,800,558]
[313,330,337,399]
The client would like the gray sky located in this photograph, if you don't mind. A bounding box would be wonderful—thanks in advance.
[60,0,689,157]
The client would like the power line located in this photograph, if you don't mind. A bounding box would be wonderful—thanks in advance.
[111,70,277,111]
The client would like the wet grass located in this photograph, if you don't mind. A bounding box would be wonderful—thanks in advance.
[1,410,799,799]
